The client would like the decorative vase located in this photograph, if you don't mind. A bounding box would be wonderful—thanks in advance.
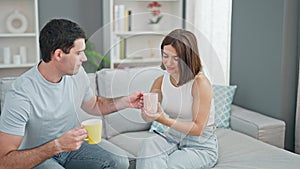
[149,24,160,31]
[6,10,28,33]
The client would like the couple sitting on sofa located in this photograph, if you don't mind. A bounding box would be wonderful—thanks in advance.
[0,18,217,169]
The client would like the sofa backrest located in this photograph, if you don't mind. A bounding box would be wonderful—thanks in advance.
[96,67,164,139]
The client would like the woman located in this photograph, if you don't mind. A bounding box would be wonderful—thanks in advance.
[136,29,218,169]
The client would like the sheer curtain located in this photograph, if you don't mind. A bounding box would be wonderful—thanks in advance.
[185,0,232,85]
[296,63,300,153]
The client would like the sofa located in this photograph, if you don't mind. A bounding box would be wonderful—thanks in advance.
[1,66,300,169]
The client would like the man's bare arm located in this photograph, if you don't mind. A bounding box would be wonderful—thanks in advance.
[0,132,59,169]
[82,92,143,116]
[0,127,86,168]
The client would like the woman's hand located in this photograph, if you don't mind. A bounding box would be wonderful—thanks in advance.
[141,103,164,122]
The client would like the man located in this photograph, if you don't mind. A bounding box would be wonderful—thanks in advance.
[0,19,142,169]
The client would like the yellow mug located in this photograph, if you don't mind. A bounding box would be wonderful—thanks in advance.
[81,118,102,144]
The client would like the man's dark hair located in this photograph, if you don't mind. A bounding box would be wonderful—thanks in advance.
[39,19,86,62]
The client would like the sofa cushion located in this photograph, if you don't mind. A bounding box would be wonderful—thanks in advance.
[97,67,164,139]
[212,84,237,128]
[107,128,300,169]
[108,131,154,158]
[213,128,300,169]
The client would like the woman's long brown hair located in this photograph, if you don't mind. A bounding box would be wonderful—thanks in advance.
[160,29,202,86]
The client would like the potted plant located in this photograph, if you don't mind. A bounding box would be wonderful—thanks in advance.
[83,40,110,73]
[147,1,163,24]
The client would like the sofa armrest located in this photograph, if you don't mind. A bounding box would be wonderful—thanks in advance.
[230,104,286,148]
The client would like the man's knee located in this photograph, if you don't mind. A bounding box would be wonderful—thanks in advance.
[109,154,129,169]
[33,158,64,169]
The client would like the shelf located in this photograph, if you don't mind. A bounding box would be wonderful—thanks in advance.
[121,0,180,2]
[0,0,39,70]
[115,31,167,38]
[108,0,184,69]
[0,33,36,37]
[113,57,161,64]
[112,57,161,69]
[0,63,35,69]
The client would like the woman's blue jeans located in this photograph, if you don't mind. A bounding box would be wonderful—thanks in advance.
[136,126,218,169]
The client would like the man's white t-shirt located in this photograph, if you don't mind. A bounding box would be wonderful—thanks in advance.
[0,63,93,150]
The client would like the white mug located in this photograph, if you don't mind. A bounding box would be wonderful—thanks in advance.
[144,93,158,114]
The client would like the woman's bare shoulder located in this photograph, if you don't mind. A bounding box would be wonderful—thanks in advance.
[194,73,211,85]
[192,73,213,95]
[151,75,164,91]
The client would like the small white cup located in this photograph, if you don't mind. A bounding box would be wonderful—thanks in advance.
[144,93,158,114]
[13,54,21,64]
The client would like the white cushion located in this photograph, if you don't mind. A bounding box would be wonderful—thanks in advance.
[108,131,154,158]
[97,67,164,138]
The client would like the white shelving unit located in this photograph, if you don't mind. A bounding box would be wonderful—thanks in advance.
[106,0,185,69]
[0,0,39,69]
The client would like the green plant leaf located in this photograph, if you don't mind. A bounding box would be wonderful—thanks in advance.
[84,40,110,72]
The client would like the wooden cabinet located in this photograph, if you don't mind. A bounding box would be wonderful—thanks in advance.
[0,0,39,69]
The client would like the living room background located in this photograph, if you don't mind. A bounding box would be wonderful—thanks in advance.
[38,0,300,151]
[0,0,299,152]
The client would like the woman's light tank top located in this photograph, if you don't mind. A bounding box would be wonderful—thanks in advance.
[161,74,215,126]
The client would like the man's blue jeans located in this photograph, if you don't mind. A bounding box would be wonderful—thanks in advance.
[34,140,129,169]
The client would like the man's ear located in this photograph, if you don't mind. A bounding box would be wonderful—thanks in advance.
[53,49,63,62]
